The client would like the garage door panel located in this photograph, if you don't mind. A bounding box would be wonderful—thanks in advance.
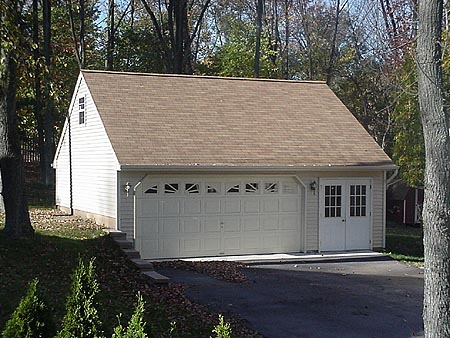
[281,198,299,212]
[183,218,201,233]
[161,218,180,233]
[204,199,221,214]
[140,239,159,255]
[263,199,279,212]
[140,199,159,216]
[222,217,240,232]
[184,199,202,214]
[182,239,201,252]
[242,236,260,249]
[203,237,221,251]
[224,199,241,213]
[224,237,241,250]
[162,239,181,254]
[262,234,279,249]
[280,233,299,250]
[281,215,299,230]
[261,216,279,230]
[204,217,221,232]
[139,218,159,236]
[243,199,260,213]
[161,200,180,215]
[242,216,260,231]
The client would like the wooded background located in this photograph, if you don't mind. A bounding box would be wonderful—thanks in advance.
[13,0,434,187]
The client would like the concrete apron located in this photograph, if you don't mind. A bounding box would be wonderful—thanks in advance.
[149,250,386,265]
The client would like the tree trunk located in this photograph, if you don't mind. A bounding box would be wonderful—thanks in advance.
[0,0,33,238]
[416,1,450,337]
[254,0,264,78]
[326,0,341,85]
[284,0,290,79]
[32,0,46,183]
[107,0,115,70]
[79,0,86,67]
[43,0,54,187]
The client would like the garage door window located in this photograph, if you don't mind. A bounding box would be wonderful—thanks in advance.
[264,182,279,193]
[185,183,200,194]
[245,182,259,194]
[226,183,240,194]
[206,183,220,194]
[164,183,179,194]
[145,184,158,194]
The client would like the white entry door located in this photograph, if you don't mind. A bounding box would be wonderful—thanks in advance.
[135,176,302,259]
[319,179,371,251]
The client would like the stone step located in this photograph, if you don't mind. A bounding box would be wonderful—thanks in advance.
[143,271,170,285]
[123,249,140,259]
[114,239,133,249]
[130,258,154,271]
[108,231,127,240]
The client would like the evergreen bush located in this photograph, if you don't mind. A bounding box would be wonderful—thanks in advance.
[2,279,54,338]
[57,258,104,338]
[112,293,147,338]
[211,314,232,338]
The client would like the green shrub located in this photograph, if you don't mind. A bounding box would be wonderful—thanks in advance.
[211,314,232,338]
[166,321,178,338]
[2,279,54,338]
[57,258,104,338]
[112,293,147,338]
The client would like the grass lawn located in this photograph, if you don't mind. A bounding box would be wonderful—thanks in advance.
[0,209,259,338]
[385,222,424,267]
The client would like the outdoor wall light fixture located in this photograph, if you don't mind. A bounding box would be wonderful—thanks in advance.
[124,182,131,197]
[310,180,317,192]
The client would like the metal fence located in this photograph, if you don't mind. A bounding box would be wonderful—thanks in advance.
[21,140,40,163]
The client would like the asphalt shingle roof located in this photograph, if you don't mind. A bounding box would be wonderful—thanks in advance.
[81,70,394,168]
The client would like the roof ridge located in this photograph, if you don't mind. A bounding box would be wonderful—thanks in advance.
[80,69,327,85]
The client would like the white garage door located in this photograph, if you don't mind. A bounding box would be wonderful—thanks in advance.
[135,176,303,259]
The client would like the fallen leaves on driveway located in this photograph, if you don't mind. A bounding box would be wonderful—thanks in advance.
[154,260,249,283]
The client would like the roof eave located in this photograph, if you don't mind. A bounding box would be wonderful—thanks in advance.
[119,164,398,172]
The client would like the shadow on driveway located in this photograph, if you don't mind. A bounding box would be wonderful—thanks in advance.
[159,257,423,338]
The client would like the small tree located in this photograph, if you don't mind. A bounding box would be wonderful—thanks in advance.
[57,258,104,338]
[2,279,54,338]
[112,293,148,338]
[211,315,232,338]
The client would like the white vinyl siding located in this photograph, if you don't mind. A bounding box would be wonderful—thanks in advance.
[54,75,119,223]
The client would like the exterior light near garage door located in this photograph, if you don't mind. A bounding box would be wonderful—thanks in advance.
[124,182,131,197]
[310,180,317,192]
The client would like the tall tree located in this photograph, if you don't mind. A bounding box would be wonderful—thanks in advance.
[0,0,34,238]
[416,0,450,337]
[106,0,115,70]
[67,0,87,68]
[42,0,54,186]
[254,0,264,77]
[140,0,211,74]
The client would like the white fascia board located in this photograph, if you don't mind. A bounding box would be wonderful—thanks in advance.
[119,164,399,172]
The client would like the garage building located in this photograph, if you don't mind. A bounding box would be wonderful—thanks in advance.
[53,70,397,259]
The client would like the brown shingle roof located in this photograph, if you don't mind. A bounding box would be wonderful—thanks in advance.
[81,70,394,168]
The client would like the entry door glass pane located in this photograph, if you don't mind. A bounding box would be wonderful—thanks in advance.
[324,185,342,217]
[350,184,367,217]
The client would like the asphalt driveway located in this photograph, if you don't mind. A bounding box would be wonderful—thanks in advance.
[159,257,424,338]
